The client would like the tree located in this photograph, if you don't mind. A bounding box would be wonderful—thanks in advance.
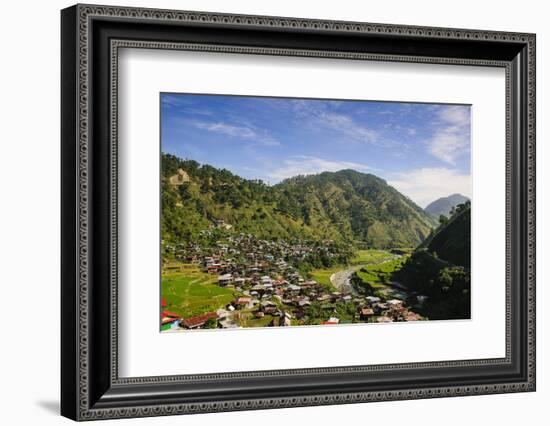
[438,214,449,225]
[203,318,218,329]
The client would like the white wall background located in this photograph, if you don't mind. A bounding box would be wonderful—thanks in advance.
[0,0,546,424]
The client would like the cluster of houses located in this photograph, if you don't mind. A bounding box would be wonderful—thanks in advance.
[359,297,423,322]
[164,232,347,273]
[161,233,424,331]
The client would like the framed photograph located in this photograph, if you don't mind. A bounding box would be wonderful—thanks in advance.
[61,4,536,421]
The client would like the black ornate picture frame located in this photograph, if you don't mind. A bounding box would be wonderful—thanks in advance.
[61,4,536,421]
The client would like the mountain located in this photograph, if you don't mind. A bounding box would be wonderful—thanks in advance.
[394,203,471,319]
[427,204,471,268]
[274,169,437,248]
[161,153,436,249]
[425,194,470,218]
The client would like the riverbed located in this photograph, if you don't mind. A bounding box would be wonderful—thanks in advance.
[329,254,410,300]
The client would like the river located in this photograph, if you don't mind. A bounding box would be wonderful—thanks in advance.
[329,266,362,295]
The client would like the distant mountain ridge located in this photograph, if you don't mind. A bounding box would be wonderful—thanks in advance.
[425,193,470,218]
[162,153,437,249]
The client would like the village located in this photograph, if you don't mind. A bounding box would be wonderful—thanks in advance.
[161,228,424,331]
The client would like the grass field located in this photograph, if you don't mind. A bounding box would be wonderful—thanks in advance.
[309,266,342,290]
[356,255,409,288]
[161,264,236,318]
[356,269,386,288]
[351,249,394,265]
[237,312,275,328]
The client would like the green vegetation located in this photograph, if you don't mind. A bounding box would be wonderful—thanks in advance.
[395,203,471,320]
[309,266,342,290]
[333,301,361,323]
[162,153,436,249]
[426,202,471,268]
[354,255,409,291]
[160,152,471,328]
[350,249,394,265]
[161,265,235,318]
[304,301,359,325]
[291,242,353,274]
[239,313,275,328]
[395,251,470,319]
[308,249,410,300]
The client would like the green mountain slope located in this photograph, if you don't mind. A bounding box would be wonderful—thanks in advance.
[394,202,471,319]
[427,204,471,268]
[274,170,437,248]
[162,153,436,249]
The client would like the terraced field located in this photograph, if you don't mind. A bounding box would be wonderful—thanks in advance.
[356,255,409,289]
[161,264,236,318]
[309,266,341,291]
[350,249,396,265]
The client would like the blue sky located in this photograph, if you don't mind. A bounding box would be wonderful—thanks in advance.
[161,93,471,207]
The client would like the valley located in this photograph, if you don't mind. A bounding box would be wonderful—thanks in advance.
[160,153,471,331]
[162,236,423,331]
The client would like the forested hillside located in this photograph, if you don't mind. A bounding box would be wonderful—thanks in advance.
[161,153,436,249]
[427,203,471,268]
[394,202,471,319]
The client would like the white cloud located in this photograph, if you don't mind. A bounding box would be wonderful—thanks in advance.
[439,105,470,126]
[319,111,378,142]
[388,167,472,208]
[430,129,468,164]
[188,120,279,146]
[161,95,188,108]
[267,155,372,182]
[291,101,378,143]
[429,105,471,164]
[193,121,255,138]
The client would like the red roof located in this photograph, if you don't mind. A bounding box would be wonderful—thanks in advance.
[161,298,167,308]
[321,321,339,325]
[182,312,218,328]
[162,310,180,319]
